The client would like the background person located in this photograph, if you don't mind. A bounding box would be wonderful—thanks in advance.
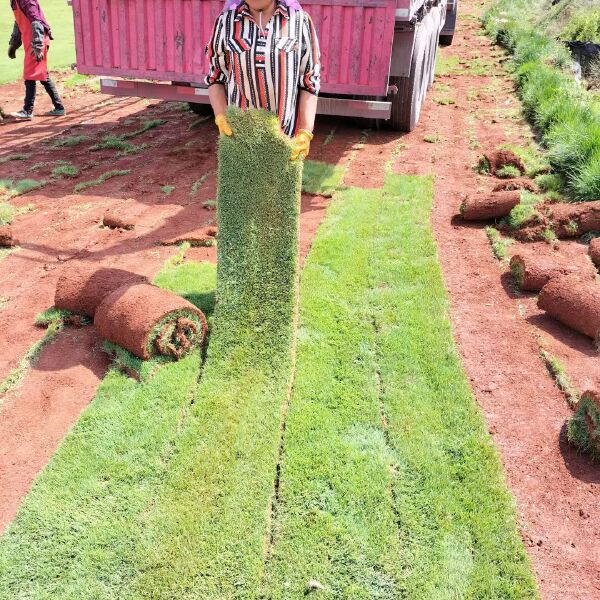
[7,0,65,119]
[205,0,320,160]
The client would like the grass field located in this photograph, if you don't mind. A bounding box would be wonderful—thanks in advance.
[0,165,537,597]
[0,0,75,85]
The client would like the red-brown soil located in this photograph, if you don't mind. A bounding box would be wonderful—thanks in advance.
[492,177,537,192]
[1,2,599,596]
[510,249,595,292]
[103,209,135,230]
[54,264,148,317]
[546,201,600,238]
[483,148,525,175]
[460,189,521,220]
[94,283,207,359]
[538,274,600,341]
[161,225,218,246]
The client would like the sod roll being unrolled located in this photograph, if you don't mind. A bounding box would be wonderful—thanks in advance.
[124,109,303,595]
[546,200,600,238]
[460,190,521,220]
[568,390,600,461]
[94,283,207,359]
[55,264,148,317]
[538,273,600,340]
[510,251,595,292]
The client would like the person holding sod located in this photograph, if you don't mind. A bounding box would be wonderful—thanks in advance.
[7,0,65,119]
[205,0,320,160]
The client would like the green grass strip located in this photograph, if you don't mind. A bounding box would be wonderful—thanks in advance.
[0,260,216,597]
[262,175,538,598]
[302,159,346,196]
[125,108,302,598]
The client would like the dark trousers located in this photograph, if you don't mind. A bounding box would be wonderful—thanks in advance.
[23,77,64,114]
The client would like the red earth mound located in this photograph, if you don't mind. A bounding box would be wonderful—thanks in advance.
[0,225,15,247]
[460,190,521,220]
[538,273,600,340]
[483,149,525,175]
[510,251,595,292]
[545,201,600,238]
[54,265,149,317]
[161,226,218,246]
[94,283,208,359]
[102,210,135,230]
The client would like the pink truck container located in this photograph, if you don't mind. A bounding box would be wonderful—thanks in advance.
[69,0,458,130]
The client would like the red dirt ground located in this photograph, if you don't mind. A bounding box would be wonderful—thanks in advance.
[1,1,599,596]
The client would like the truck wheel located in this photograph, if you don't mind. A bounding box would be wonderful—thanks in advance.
[439,34,454,46]
[389,24,428,132]
[188,102,212,116]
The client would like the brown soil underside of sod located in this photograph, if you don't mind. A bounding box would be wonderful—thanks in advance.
[0,3,599,596]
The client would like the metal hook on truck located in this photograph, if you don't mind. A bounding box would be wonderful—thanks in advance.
[68,0,458,132]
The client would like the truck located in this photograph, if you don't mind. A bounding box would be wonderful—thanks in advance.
[69,0,458,131]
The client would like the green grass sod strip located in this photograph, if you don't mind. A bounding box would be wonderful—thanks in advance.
[0,260,216,597]
[568,392,600,462]
[126,108,302,598]
[261,175,538,598]
[302,159,346,196]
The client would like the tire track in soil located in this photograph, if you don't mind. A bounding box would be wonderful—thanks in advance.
[385,2,599,598]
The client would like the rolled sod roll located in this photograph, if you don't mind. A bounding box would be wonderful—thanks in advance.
[546,200,600,238]
[55,265,148,317]
[94,283,207,359]
[568,390,600,461]
[103,210,135,230]
[510,252,595,292]
[538,273,600,340]
[460,190,521,220]
[589,238,600,268]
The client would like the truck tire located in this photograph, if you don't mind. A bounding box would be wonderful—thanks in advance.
[389,24,429,132]
[188,102,212,116]
[439,34,454,46]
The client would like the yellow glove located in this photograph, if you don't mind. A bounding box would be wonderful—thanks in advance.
[290,129,313,161]
[215,113,232,137]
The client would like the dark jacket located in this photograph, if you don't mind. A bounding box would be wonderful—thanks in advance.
[9,0,53,52]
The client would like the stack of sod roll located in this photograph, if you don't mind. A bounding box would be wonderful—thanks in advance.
[55,264,207,359]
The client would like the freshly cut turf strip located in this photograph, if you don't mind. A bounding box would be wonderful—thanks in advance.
[568,390,600,461]
[262,175,538,598]
[125,108,302,598]
[0,260,216,597]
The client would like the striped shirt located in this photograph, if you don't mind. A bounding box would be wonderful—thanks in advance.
[205,1,320,136]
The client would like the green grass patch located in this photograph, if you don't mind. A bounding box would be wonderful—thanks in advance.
[540,350,579,408]
[51,164,79,178]
[483,0,600,200]
[34,307,89,327]
[560,7,600,44]
[435,53,461,76]
[0,201,33,226]
[0,321,63,402]
[262,175,537,598]
[90,135,134,151]
[0,178,45,199]
[191,171,213,195]
[535,172,564,193]
[486,225,513,260]
[0,154,29,165]
[63,73,100,91]
[203,199,217,210]
[73,169,131,192]
[123,118,166,139]
[424,134,440,143]
[160,185,175,196]
[568,392,600,462]
[302,159,346,196]
[52,135,90,148]
[0,0,75,84]
[434,96,456,105]
[496,165,522,178]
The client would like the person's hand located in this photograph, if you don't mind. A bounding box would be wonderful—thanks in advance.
[31,46,44,62]
[7,45,17,59]
[290,129,313,161]
[215,113,232,136]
